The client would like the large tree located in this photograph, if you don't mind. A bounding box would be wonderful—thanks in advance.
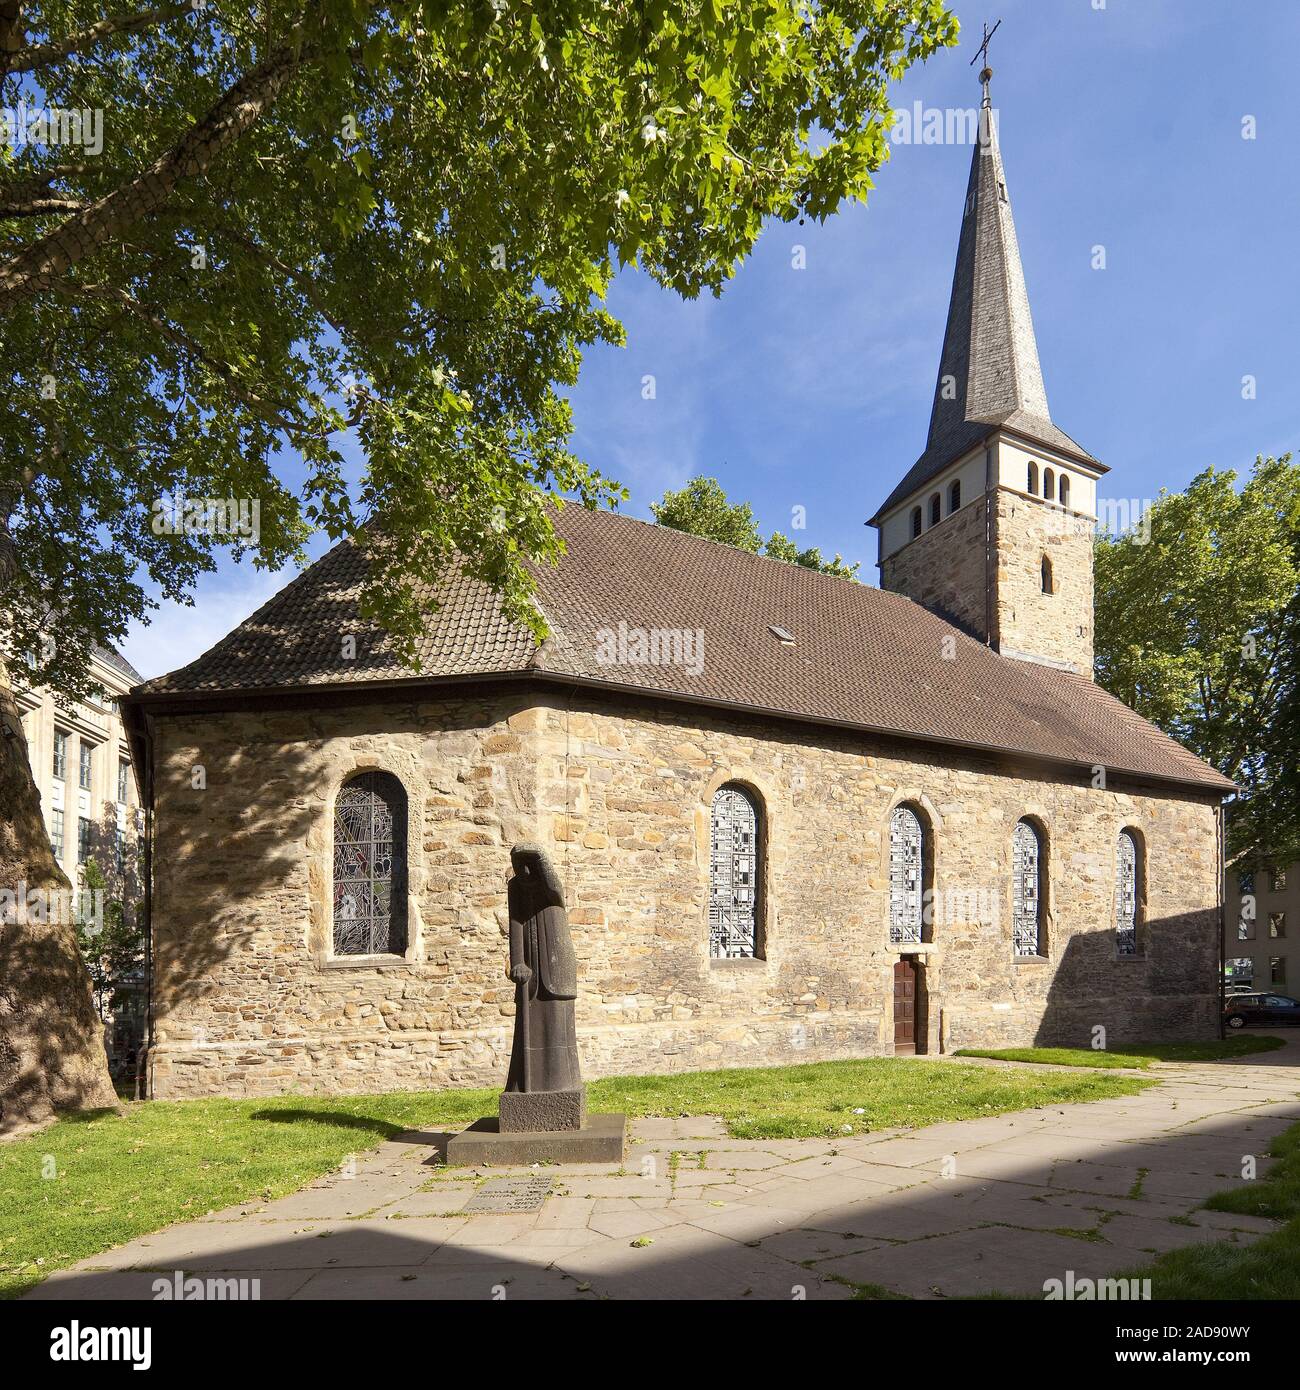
[650,475,860,577]
[0,1,956,1118]
[1094,455,1300,864]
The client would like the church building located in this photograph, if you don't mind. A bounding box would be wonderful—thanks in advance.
[123,74,1232,1099]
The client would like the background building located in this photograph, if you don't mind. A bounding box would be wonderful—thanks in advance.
[13,643,145,1076]
[1226,862,1297,993]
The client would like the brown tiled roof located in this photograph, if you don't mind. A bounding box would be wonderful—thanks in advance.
[133,504,1232,795]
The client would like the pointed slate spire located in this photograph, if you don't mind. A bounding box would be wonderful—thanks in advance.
[873,66,1097,521]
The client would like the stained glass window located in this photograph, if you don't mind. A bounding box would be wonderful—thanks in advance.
[1116,830,1139,957]
[1012,820,1043,957]
[709,785,761,958]
[333,771,408,956]
[889,805,924,944]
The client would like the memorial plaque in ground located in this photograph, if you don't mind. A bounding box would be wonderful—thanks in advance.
[462,1176,554,1214]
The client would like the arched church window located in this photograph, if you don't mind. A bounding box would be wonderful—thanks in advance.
[948,479,961,513]
[910,506,922,539]
[333,771,408,956]
[1116,830,1141,956]
[709,784,763,959]
[1041,555,1053,594]
[1043,467,1055,500]
[1012,820,1045,957]
[1028,461,1038,494]
[929,493,941,527]
[1059,473,1070,509]
[889,804,926,945]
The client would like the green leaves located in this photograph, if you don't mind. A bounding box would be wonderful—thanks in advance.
[0,0,954,696]
[1094,455,1300,862]
[651,476,859,579]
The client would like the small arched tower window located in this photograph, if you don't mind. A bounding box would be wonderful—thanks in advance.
[1058,473,1070,509]
[888,804,926,945]
[1041,554,1054,594]
[709,784,763,959]
[910,506,922,539]
[929,493,941,527]
[333,771,408,956]
[1027,461,1038,494]
[1012,819,1045,957]
[1043,467,1055,500]
[948,479,961,514]
[1116,830,1142,956]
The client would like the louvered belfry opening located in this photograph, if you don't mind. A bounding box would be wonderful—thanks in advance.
[333,771,408,955]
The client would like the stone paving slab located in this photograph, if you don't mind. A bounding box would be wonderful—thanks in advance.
[812,1225,1124,1300]
[1091,1213,1260,1256]
[291,1265,590,1300]
[24,1036,1300,1301]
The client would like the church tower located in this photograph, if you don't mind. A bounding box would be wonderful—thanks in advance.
[870,65,1105,677]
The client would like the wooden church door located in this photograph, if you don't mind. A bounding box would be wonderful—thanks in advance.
[893,958,917,1054]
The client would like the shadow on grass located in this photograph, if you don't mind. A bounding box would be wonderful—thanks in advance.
[50,1106,124,1127]
[249,1109,414,1138]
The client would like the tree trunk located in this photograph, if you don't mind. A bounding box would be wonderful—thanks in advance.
[0,662,118,1127]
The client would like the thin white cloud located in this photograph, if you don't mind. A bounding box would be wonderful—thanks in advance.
[121,565,289,680]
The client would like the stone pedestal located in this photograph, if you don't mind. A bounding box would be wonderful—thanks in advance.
[499,1086,586,1133]
[445,1111,626,1166]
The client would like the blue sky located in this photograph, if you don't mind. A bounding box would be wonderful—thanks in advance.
[122,0,1300,679]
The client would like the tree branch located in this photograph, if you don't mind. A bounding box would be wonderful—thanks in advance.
[0,24,317,313]
[60,281,305,434]
[0,164,94,199]
[0,197,88,216]
[0,1,25,76]
[147,205,351,338]
[5,3,198,76]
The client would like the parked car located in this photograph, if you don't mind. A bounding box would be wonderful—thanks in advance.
[1223,993,1300,1029]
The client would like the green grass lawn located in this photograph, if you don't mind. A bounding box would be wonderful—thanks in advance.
[0,1056,1152,1298]
[588,1056,1153,1139]
[953,1036,1286,1069]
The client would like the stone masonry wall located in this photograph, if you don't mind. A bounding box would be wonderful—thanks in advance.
[993,489,1095,676]
[879,497,990,640]
[148,688,1221,1099]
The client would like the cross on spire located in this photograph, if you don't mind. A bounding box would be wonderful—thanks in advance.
[969,17,1001,86]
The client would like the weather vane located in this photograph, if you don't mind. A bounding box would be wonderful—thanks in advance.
[970,17,1002,75]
